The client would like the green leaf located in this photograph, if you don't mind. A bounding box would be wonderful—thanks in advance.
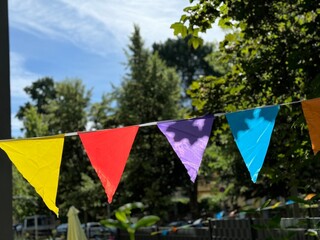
[189,36,203,49]
[101,219,126,230]
[219,4,228,15]
[183,5,199,12]
[306,229,318,237]
[192,38,199,49]
[238,22,247,30]
[218,17,233,29]
[132,215,160,230]
[278,22,286,32]
[115,211,129,223]
[260,199,272,209]
[192,28,200,37]
[225,33,236,42]
[170,22,187,37]
[180,14,188,23]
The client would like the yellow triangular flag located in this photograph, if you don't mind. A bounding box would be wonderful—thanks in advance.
[0,134,65,216]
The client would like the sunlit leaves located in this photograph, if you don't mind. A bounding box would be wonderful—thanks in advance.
[174,0,320,207]
[189,36,203,49]
[170,22,187,38]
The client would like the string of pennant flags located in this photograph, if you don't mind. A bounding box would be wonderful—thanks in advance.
[1,97,320,216]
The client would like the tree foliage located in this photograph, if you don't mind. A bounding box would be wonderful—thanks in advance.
[89,93,118,129]
[112,25,189,220]
[14,78,108,221]
[172,0,320,99]
[153,37,230,216]
[16,77,56,121]
[14,27,190,222]
[172,0,320,210]
[153,37,218,93]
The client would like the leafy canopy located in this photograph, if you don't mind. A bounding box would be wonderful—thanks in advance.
[112,26,189,220]
[172,0,320,209]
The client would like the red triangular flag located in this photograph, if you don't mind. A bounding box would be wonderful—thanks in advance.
[78,126,139,203]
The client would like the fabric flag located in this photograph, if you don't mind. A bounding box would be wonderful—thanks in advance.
[226,106,279,183]
[0,134,65,216]
[78,126,139,203]
[157,115,214,182]
[301,98,320,155]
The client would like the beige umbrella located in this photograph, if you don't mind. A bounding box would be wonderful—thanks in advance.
[67,206,87,240]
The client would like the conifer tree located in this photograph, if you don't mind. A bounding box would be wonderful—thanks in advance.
[114,25,188,220]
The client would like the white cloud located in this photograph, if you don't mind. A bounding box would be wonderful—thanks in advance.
[10,0,116,56]
[8,0,226,138]
[10,52,39,137]
[9,0,225,56]
[10,52,39,99]
[58,0,191,46]
[11,113,23,138]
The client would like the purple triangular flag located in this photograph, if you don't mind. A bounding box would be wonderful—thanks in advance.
[157,115,214,182]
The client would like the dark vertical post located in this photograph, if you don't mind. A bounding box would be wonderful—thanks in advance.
[0,0,13,239]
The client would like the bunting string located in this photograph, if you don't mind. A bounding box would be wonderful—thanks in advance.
[2,98,304,141]
[2,96,319,216]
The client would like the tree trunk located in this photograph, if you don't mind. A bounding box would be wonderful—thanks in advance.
[189,178,199,218]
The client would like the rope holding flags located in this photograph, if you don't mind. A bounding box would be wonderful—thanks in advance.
[1,97,320,215]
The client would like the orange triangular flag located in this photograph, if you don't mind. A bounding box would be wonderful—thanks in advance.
[0,135,65,216]
[302,98,320,155]
[78,126,139,203]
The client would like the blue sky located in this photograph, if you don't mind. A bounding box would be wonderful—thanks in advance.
[9,0,225,137]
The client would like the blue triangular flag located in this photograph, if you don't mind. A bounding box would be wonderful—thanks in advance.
[226,105,280,182]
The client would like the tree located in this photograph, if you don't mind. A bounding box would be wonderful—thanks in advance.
[172,0,320,212]
[14,78,57,219]
[172,0,320,98]
[89,93,118,130]
[153,37,233,216]
[153,37,218,93]
[14,78,108,221]
[46,79,97,219]
[20,106,49,138]
[113,25,189,220]
[16,77,56,122]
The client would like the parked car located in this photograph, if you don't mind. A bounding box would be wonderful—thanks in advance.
[22,215,56,239]
[55,223,68,239]
[13,223,23,236]
[167,220,189,227]
[55,222,117,240]
[190,218,208,228]
[82,222,117,239]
